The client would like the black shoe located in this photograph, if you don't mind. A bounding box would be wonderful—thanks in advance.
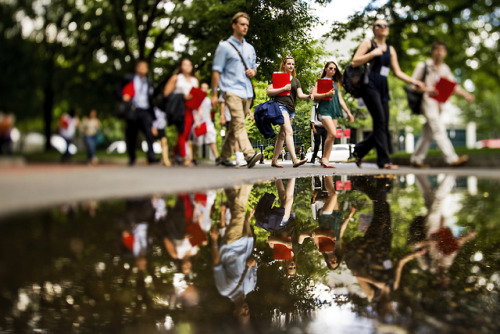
[220,160,236,167]
[147,157,161,164]
[246,152,262,168]
[128,159,135,166]
[215,157,221,166]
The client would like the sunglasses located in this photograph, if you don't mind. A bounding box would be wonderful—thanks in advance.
[374,23,390,29]
[328,67,336,70]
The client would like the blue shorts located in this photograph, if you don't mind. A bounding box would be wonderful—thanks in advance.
[277,102,294,120]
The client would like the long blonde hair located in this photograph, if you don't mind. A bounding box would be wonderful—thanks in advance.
[279,56,296,77]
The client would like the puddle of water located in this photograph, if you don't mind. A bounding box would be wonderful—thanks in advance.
[0,174,498,333]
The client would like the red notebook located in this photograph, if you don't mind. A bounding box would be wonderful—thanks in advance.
[185,87,207,109]
[317,79,334,101]
[431,77,456,103]
[273,72,291,97]
[186,222,207,247]
[194,122,207,137]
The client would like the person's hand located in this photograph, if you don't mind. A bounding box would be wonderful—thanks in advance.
[184,94,193,101]
[309,94,314,100]
[371,47,383,57]
[312,128,317,135]
[151,127,158,137]
[248,112,254,121]
[245,69,256,78]
[464,92,475,103]
[348,113,354,123]
[220,115,226,126]
[414,80,425,90]
[350,207,356,215]
[210,226,219,242]
[327,88,335,97]
[211,95,218,109]
[123,94,131,102]
[246,258,256,267]
[283,83,292,91]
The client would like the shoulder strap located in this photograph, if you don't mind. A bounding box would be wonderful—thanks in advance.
[227,41,249,70]
[421,62,428,81]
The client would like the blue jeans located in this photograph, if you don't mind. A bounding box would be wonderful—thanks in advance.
[277,102,294,120]
[84,135,97,160]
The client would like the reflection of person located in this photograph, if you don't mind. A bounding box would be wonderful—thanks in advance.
[312,62,354,168]
[152,105,171,167]
[164,58,200,166]
[412,175,476,288]
[345,175,424,320]
[211,12,262,168]
[81,109,101,165]
[351,19,425,169]
[162,194,204,276]
[121,60,159,165]
[410,41,474,168]
[266,56,310,168]
[210,184,256,327]
[58,108,79,162]
[301,176,355,269]
[265,178,297,276]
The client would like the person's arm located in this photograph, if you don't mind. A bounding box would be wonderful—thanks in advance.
[393,249,426,290]
[311,82,334,101]
[210,226,220,266]
[457,230,477,246]
[163,237,178,259]
[389,46,425,89]
[453,85,474,102]
[337,89,354,122]
[267,83,291,97]
[211,71,220,109]
[268,236,292,248]
[163,74,178,98]
[296,87,312,100]
[311,122,317,134]
[352,39,382,68]
[339,207,355,240]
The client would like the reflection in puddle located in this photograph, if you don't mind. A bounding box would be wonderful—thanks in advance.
[0,174,498,333]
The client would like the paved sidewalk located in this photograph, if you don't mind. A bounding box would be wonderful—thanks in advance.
[1,161,499,218]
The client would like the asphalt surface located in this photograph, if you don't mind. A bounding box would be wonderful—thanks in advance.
[1,160,499,218]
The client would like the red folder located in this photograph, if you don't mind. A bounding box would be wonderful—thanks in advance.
[343,129,351,138]
[336,129,343,138]
[185,87,207,109]
[273,72,291,97]
[194,122,207,137]
[317,79,333,101]
[431,77,456,103]
[186,222,207,247]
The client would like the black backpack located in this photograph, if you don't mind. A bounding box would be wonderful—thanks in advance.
[342,40,376,98]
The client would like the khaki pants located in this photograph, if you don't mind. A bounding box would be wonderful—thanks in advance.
[220,92,255,161]
[411,96,458,165]
[224,185,253,245]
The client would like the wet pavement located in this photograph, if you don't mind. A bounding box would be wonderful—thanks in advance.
[0,173,498,333]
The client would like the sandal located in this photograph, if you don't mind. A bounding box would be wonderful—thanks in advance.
[271,161,283,168]
[293,159,307,168]
[320,160,335,168]
[381,163,399,170]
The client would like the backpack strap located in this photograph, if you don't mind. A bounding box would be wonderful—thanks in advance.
[227,41,249,71]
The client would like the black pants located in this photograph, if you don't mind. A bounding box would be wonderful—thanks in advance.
[125,108,156,163]
[311,126,327,161]
[354,86,392,168]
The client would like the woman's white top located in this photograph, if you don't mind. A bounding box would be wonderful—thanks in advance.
[173,73,198,95]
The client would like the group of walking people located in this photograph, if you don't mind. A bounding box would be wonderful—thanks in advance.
[120,13,474,169]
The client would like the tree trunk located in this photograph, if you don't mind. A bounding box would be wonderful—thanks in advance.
[43,58,54,152]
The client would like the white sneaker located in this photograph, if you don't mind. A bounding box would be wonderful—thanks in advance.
[235,152,246,166]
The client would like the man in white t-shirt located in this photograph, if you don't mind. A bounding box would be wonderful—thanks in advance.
[410,41,474,168]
